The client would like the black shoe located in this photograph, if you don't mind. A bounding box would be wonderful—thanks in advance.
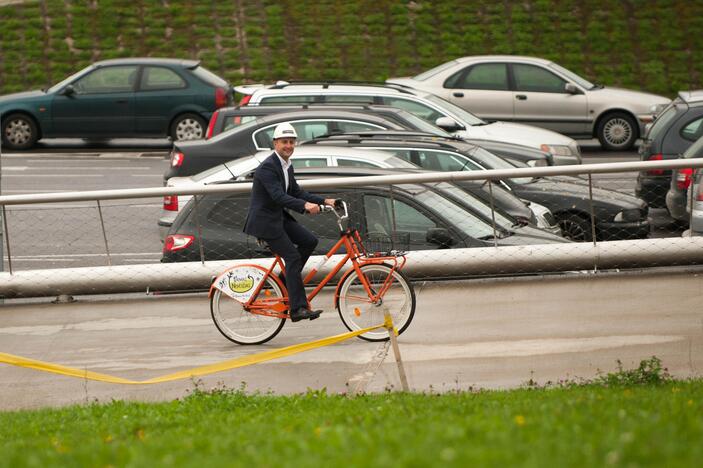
[289,307,322,322]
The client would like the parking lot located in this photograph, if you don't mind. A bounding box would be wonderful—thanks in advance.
[0,139,686,272]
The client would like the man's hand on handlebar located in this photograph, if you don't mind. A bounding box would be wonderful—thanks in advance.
[304,202,321,214]
[305,199,344,214]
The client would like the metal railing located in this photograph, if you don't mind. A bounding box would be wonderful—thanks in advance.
[1,158,702,298]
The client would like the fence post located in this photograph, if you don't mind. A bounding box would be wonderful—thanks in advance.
[487,180,498,248]
[383,308,409,392]
[587,174,598,271]
[96,200,112,266]
[192,195,206,265]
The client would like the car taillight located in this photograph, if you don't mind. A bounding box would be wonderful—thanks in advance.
[215,87,228,108]
[163,195,179,211]
[205,110,219,139]
[676,168,693,190]
[646,154,664,175]
[170,151,184,167]
[239,94,252,106]
[163,235,194,253]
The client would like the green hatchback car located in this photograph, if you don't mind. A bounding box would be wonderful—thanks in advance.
[0,57,233,150]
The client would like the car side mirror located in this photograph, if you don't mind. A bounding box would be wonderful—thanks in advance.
[60,85,76,96]
[435,116,464,132]
[564,83,580,95]
[426,227,454,248]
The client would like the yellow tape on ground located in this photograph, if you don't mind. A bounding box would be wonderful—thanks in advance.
[0,323,385,385]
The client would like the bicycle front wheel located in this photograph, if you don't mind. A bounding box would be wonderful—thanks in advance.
[210,275,286,345]
[336,263,415,341]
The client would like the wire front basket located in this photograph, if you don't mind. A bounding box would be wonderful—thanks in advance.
[363,231,410,256]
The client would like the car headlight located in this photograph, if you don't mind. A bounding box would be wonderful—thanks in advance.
[540,144,578,157]
[613,209,642,222]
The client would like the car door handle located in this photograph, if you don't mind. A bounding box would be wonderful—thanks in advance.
[515,94,527,100]
[115,99,129,104]
[453,92,464,98]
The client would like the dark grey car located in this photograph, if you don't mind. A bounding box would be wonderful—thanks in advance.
[164,105,450,181]
[665,134,703,221]
[162,169,566,264]
[636,91,703,208]
[305,132,650,241]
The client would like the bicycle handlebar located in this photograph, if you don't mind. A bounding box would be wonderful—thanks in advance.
[319,200,348,221]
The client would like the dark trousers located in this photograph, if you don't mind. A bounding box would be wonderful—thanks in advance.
[262,218,318,311]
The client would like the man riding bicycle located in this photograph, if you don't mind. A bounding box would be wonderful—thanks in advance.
[243,122,337,323]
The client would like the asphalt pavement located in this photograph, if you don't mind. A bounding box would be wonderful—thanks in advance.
[1,270,701,410]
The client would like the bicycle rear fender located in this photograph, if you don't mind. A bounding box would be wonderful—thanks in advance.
[209,264,286,300]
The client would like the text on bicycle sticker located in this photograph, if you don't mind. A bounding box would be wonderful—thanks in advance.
[214,266,267,302]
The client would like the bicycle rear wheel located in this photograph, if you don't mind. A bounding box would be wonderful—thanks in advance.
[210,275,286,345]
[336,263,415,341]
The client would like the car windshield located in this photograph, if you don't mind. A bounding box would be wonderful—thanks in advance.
[646,102,683,141]
[470,147,533,184]
[423,94,486,125]
[412,60,460,81]
[408,185,496,239]
[396,111,453,136]
[547,62,595,90]
[211,117,262,140]
[46,65,94,93]
[429,182,515,229]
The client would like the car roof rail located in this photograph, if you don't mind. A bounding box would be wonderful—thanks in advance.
[301,132,467,150]
[267,80,417,95]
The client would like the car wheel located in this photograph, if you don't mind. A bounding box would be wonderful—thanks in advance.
[170,113,206,141]
[1,113,38,150]
[596,112,637,151]
[556,213,593,242]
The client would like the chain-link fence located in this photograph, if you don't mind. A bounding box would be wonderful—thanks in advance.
[1,159,703,298]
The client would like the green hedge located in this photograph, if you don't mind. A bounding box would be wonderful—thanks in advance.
[0,0,701,97]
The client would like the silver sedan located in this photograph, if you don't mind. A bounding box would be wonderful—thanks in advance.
[388,55,671,150]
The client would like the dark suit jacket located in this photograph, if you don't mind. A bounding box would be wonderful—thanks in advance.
[243,153,325,239]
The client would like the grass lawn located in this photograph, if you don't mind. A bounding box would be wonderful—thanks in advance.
[0,377,701,467]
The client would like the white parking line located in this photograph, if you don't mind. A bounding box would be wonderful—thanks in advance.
[3,166,154,170]
[10,252,160,259]
[1,174,104,178]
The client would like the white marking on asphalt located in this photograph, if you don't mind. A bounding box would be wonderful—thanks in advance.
[10,252,159,259]
[1,174,103,178]
[6,203,160,208]
[397,335,684,360]
[3,166,153,170]
[0,316,212,336]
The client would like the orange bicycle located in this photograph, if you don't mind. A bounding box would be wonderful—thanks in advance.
[209,202,415,345]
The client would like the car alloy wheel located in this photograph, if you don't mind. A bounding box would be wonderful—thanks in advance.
[557,213,593,242]
[597,112,637,151]
[1,113,38,150]
[171,113,205,141]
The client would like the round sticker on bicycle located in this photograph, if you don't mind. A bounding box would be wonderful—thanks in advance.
[213,266,266,302]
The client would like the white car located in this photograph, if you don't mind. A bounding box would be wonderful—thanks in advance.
[387,55,671,151]
[235,81,581,164]
[158,145,559,238]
